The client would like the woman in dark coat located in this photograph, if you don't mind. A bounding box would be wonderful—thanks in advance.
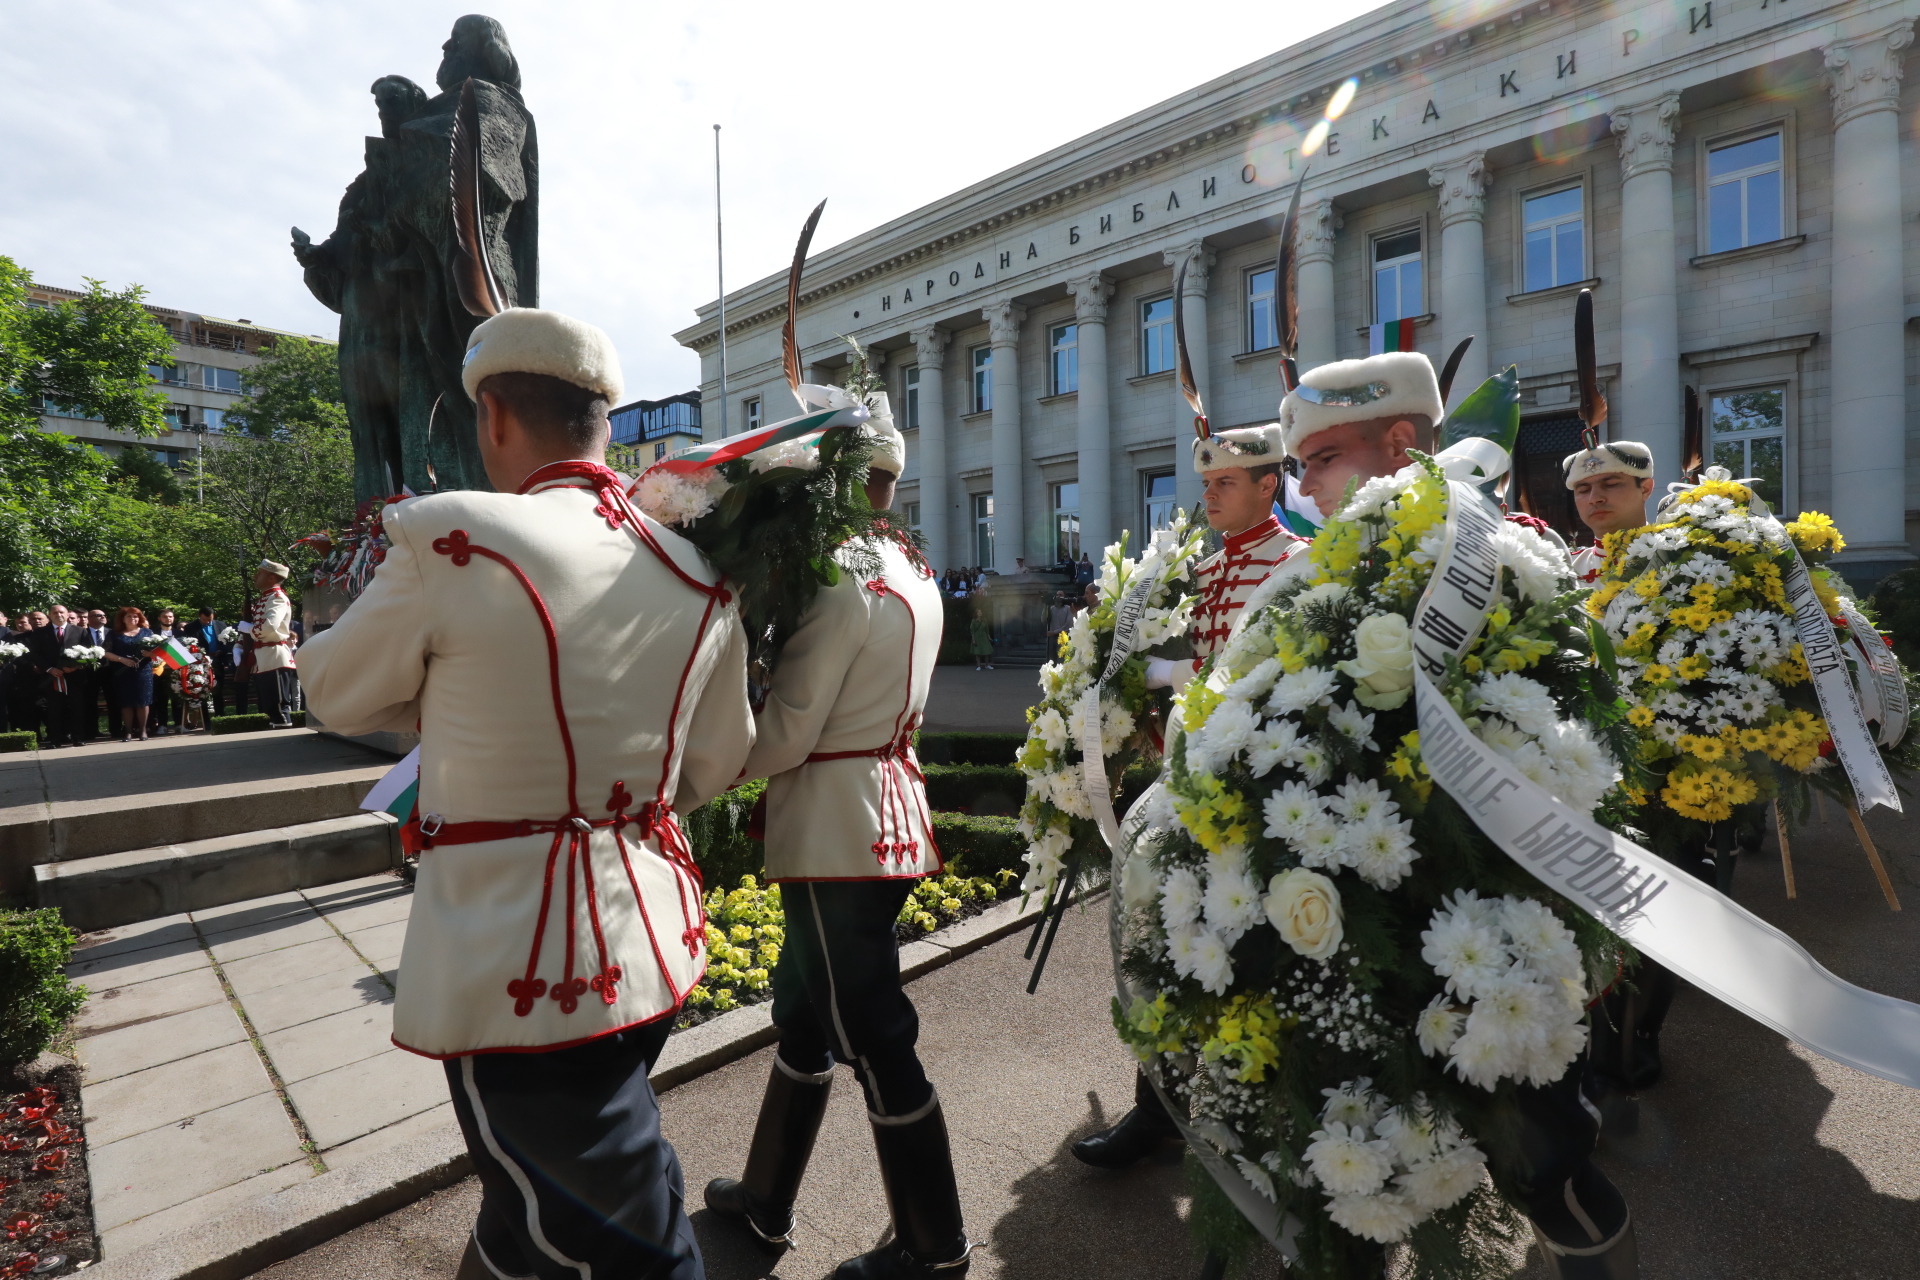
[103,606,156,741]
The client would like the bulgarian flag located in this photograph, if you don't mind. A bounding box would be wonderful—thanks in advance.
[1367,317,1417,356]
[151,634,199,673]
[360,746,421,822]
[651,405,863,475]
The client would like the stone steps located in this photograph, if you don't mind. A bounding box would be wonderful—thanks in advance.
[36,812,401,932]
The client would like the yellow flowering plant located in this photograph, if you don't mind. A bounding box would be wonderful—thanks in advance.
[1586,467,1914,846]
[1015,514,1206,900]
[1111,373,1639,1275]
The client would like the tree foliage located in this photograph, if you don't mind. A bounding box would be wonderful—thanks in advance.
[201,421,355,605]
[0,256,174,438]
[222,336,348,438]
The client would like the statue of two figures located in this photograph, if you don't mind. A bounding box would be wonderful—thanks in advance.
[293,15,537,500]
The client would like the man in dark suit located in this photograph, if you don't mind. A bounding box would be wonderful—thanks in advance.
[77,609,113,741]
[0,612,15,734]
[27,606,84,747]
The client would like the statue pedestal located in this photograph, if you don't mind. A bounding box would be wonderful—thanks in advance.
[301,583,419,758]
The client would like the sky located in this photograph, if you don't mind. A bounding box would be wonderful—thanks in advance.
[2,0,1390,400]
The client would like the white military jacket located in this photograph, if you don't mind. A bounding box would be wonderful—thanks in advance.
[1570,543,1605,585]
[251,586,297,673]
[743,534,944,882]
[299,462,753,1058]
[1166,515,1313,688]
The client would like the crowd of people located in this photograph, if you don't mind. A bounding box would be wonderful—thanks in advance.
[0,562,306,745]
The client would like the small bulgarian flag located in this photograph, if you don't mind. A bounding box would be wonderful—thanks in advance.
[1367,317,1417,355]
[360,746,421,822]
[151,634,199,673]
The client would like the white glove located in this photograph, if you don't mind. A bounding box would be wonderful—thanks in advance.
[1145,658,1175,689]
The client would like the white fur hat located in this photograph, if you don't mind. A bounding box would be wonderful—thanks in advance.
[258,559,289,579]
[461,308,624,404]
[1192,424,1284,474]
[1279,351,1443,457]
[863,392,906,477]
[1562,440,1654,489]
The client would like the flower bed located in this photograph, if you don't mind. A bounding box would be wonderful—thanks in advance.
[0,1063,93,1277]
[675,870,1013,1029]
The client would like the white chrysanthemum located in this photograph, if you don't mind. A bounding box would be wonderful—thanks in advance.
[1342,812,1420,889]
[633,468,720,526]
[1262,780,1325,842]
[1293,817,1343,869]
[1495,523,1570,603]
[1234,1155,1277,1203]
[1420,915,1509,1001]
[1525,1019,1590,1085]
[1442,889,1504,931]
[1164,922,1206,979]
[1245,720,1302,777]
[1293,582,1351,611]
[1032,707,1070,755]
[1416,998,1465,1056]
[1446,1025,1520,1091]
[1189,929,1235,995]
[1329,775,1393,825]
[1267,668,1340,716]
[1374,1103,1439,1167]
[1498,898,1582,983]
[1294,740,1333,787]
[1069,697,1137,759]
[1396,1146,1486,1212]
[1477,718,1532,755]
[1190,697,1259,774]
[1202,867,1265,944]
[1159,867,1204,931]
[1327,700,1379,751]
[1326,1191,1422,1244]
[1304,1122,1394,1196]
[1223,657,1283,703]
[1320,1078,1382,1129]
[1339,470,1413,521]
[1537,721,1621,813]
[1474,672,1560,735]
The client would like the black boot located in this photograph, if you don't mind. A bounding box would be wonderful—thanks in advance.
[1071,1070,1182,1169]
[705,1057,834,1253]
[834,1094,971,1279]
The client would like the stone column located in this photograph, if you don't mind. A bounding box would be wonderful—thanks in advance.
[1428,153,1490,408]
[1296,198,1341,371]
[1164,242,1215,518]
[1826,22,1915,572]
[1611,95,1683,489]
[1067,273,1114,555]
[911,324,952,573]
[983,298,1027,574]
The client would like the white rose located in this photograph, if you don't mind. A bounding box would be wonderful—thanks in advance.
[1337,612,1415,710]
[1264,867,1344,960]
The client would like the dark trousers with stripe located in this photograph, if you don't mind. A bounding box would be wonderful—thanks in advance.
[444,1022,701,1280]
[252,668,297,726]
[771,879,933,1119]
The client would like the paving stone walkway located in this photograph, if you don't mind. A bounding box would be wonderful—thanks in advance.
[68,873,448,1258]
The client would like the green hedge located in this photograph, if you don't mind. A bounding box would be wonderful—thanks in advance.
[930,813,1025,881]
[683,778,766,891]
[0,909,87,1069]
[916,732,1023,766]
[210,711,307,735]
[923,763,1024,816]
[0,730,37,754]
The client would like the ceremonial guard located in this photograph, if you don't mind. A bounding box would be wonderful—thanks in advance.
[1563,441,1656,584]
[302,308,753,1280]
[248,560,300,728]
[1286,354,1639,1279]
[1072,420,1313,1169]
[703,407,967,1280]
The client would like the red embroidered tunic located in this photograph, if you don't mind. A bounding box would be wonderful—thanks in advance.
[1189,516,1311,663]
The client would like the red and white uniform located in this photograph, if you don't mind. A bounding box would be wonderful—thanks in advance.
[1570,543,1606,585]
[250,585,297,673]
[742,533,945,882]
[1159,515,1312,690]
[298,461,754,1058]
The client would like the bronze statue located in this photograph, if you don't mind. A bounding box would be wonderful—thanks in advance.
[293,14,538,499]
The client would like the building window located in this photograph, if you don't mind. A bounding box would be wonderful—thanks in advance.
[903,366,920,430]
[201,408,226,432]
[1708,386,1786,510]
[1049,324,1078,395]
[204,366,242,393]
[1247,267,1277,352]
[1707,131,1783,253]
[903,500,921,530]
[1145,472,1177,532]
[1140,297,1176,375]
[744,397,761,435]
[654,441,668,461]
[163,404,188,429]
[1522,185,1584,291]
[1372,228,1423,323]
[972,493,995,567]
[1052,482,1080,563]
[971,346,993,414]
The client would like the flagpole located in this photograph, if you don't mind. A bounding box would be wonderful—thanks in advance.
[713,124,729,437]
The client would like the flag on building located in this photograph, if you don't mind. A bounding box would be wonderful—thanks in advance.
[1367,318,1417,355]
[151,635,199,673]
